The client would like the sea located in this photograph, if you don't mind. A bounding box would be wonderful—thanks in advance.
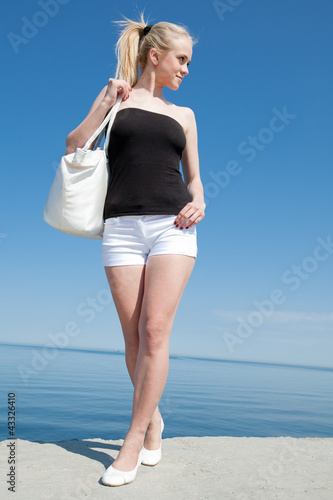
[1,343,332,443]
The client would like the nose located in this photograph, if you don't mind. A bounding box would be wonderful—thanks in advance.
[182,65,189,76]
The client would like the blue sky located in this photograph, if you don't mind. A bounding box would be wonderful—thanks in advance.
[1,0,332,368]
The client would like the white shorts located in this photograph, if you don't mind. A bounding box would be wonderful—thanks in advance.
[102,215,197,267]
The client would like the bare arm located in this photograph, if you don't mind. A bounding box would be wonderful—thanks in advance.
[174,107,205,229]
[64,79,132,155]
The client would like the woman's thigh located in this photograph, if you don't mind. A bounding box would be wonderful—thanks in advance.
[104,265,146,342]
[138,254,196,341]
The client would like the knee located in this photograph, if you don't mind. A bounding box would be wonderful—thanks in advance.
[140,317,169,355]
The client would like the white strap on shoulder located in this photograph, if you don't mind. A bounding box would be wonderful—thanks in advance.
[104,97,122,155]
[83,96,122,151]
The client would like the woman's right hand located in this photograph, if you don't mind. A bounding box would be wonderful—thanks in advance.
[64,79,132,154]
[103,78,132,106]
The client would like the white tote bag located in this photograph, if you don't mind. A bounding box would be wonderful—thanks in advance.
[43,96,122,239]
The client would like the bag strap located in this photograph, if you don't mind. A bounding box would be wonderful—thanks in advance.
[104,97,122,157]
[83,96,122,151]
[93,127,105,150]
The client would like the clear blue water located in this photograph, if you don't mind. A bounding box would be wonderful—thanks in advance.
[1,344,332,442]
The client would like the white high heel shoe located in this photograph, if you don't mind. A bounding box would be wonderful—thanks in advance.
[102,449,143,487]
[141,417,164,466]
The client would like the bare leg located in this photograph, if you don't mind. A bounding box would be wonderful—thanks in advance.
[112,254,195,471]
[104,264,162,450]
[104,264,144,380]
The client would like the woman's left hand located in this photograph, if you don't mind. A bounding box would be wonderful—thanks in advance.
[174,201,206,229]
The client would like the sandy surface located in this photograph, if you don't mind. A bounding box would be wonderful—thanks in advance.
[1,436,333,499]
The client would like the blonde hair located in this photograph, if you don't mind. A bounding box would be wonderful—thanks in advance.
[113,13,196,87]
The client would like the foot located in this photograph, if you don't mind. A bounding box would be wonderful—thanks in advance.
[102,447,143,487]
[141,415,164,466]
[111,437,142,472]
[143,413,163,451]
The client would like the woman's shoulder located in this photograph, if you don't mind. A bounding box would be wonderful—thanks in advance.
[171,103,194,116]
[171,105,196,135]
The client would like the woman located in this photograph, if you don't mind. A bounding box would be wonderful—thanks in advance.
[65,14,205,487]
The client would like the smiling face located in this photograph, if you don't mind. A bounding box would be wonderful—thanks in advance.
[153,36,193,90]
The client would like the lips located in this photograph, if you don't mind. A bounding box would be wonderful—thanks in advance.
[176,76,183,82]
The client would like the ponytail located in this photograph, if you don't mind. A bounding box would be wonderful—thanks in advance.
[113,13,196,87]
[113,13,146,87]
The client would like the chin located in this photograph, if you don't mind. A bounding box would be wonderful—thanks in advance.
[166,83,179,91]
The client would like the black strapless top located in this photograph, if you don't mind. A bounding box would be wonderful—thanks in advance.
[103,108,192,219]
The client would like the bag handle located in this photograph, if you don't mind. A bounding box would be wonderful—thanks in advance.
[104,96,122,157]
[83,95,122,151]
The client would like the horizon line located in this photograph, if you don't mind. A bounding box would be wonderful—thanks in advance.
[1,342,332,372]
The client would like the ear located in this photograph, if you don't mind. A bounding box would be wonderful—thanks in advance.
[149,48,160,66]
